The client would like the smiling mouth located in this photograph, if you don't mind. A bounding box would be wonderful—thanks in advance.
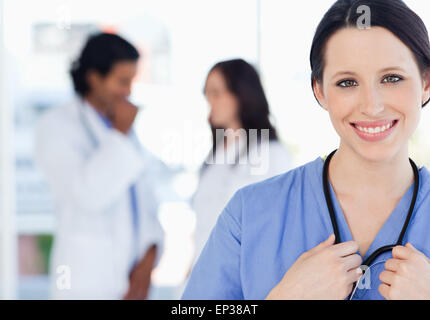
[350,120,399,134]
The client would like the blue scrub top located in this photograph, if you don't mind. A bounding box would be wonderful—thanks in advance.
[182,156,430,300]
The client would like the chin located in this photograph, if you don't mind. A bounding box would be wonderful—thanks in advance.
[209,118,223,128]
[352,143,402,163]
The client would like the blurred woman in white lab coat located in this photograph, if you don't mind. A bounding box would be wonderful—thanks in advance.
[190,59,293,271]
[34,33,164,300]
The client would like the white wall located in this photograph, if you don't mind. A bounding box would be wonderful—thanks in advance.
[0,0,18,299]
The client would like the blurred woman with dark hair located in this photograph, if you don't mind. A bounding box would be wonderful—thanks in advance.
[189,59,292,275]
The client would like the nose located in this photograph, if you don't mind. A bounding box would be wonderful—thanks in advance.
[359,85,384,116]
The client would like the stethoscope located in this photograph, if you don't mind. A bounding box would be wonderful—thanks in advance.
[322,149,420,272]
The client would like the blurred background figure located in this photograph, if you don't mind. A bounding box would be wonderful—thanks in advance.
[180,59,293,293]
[34,33,164,300]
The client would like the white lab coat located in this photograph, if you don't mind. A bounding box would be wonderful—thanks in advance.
[191,137,293,266]
[34,96,164,300]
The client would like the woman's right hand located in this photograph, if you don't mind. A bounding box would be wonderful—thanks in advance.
[265,234,363,300]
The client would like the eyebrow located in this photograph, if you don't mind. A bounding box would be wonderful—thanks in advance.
[332,66,406,79]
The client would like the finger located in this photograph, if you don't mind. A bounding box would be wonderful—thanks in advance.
[309,234,335,254]
[346,267,363,284]
[406,243,430,264]
[392,245,415,260]
[331,241,359,258]
[384,258,401,272]
[405,242,417,250]
[405,243,425,257]
[341,253,363,271]
[378,283,391,300]
[379,270,396,285]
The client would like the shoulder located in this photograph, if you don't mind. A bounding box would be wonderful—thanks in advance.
[242,156,322,194]
[244,139,294,177]
[416,165,430,204]
[224,157,323,218]
[267,140,291,160]
[406,165,430,255]
[36,98,81,136]
[35,98,85,152]
[268,140,293,167]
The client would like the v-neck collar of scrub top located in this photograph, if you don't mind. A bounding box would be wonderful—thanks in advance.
[314,157,417,262]
[310,157,426,299]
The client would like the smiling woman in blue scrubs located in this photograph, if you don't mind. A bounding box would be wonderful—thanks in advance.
[182,0,430,300]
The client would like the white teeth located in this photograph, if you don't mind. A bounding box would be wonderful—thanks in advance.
[355,122,394,134]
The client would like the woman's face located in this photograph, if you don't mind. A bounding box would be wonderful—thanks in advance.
[314,26,430,162]
[204,69,240,128]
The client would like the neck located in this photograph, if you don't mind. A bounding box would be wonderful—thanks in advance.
[85,94,107,117]
[329,143,415,200]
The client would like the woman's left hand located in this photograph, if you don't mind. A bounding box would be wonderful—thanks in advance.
[379,243,430,300]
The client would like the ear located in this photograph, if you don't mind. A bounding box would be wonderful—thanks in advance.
[86,69,103,92]
[421,68,430,106]
[313,77,328,111]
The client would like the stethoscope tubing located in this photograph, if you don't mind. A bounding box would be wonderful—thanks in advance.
[322,149,420,268]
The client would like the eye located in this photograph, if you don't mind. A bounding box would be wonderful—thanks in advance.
[337,79,357,88]
[382,74,403,83]
[336,74,404,88]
